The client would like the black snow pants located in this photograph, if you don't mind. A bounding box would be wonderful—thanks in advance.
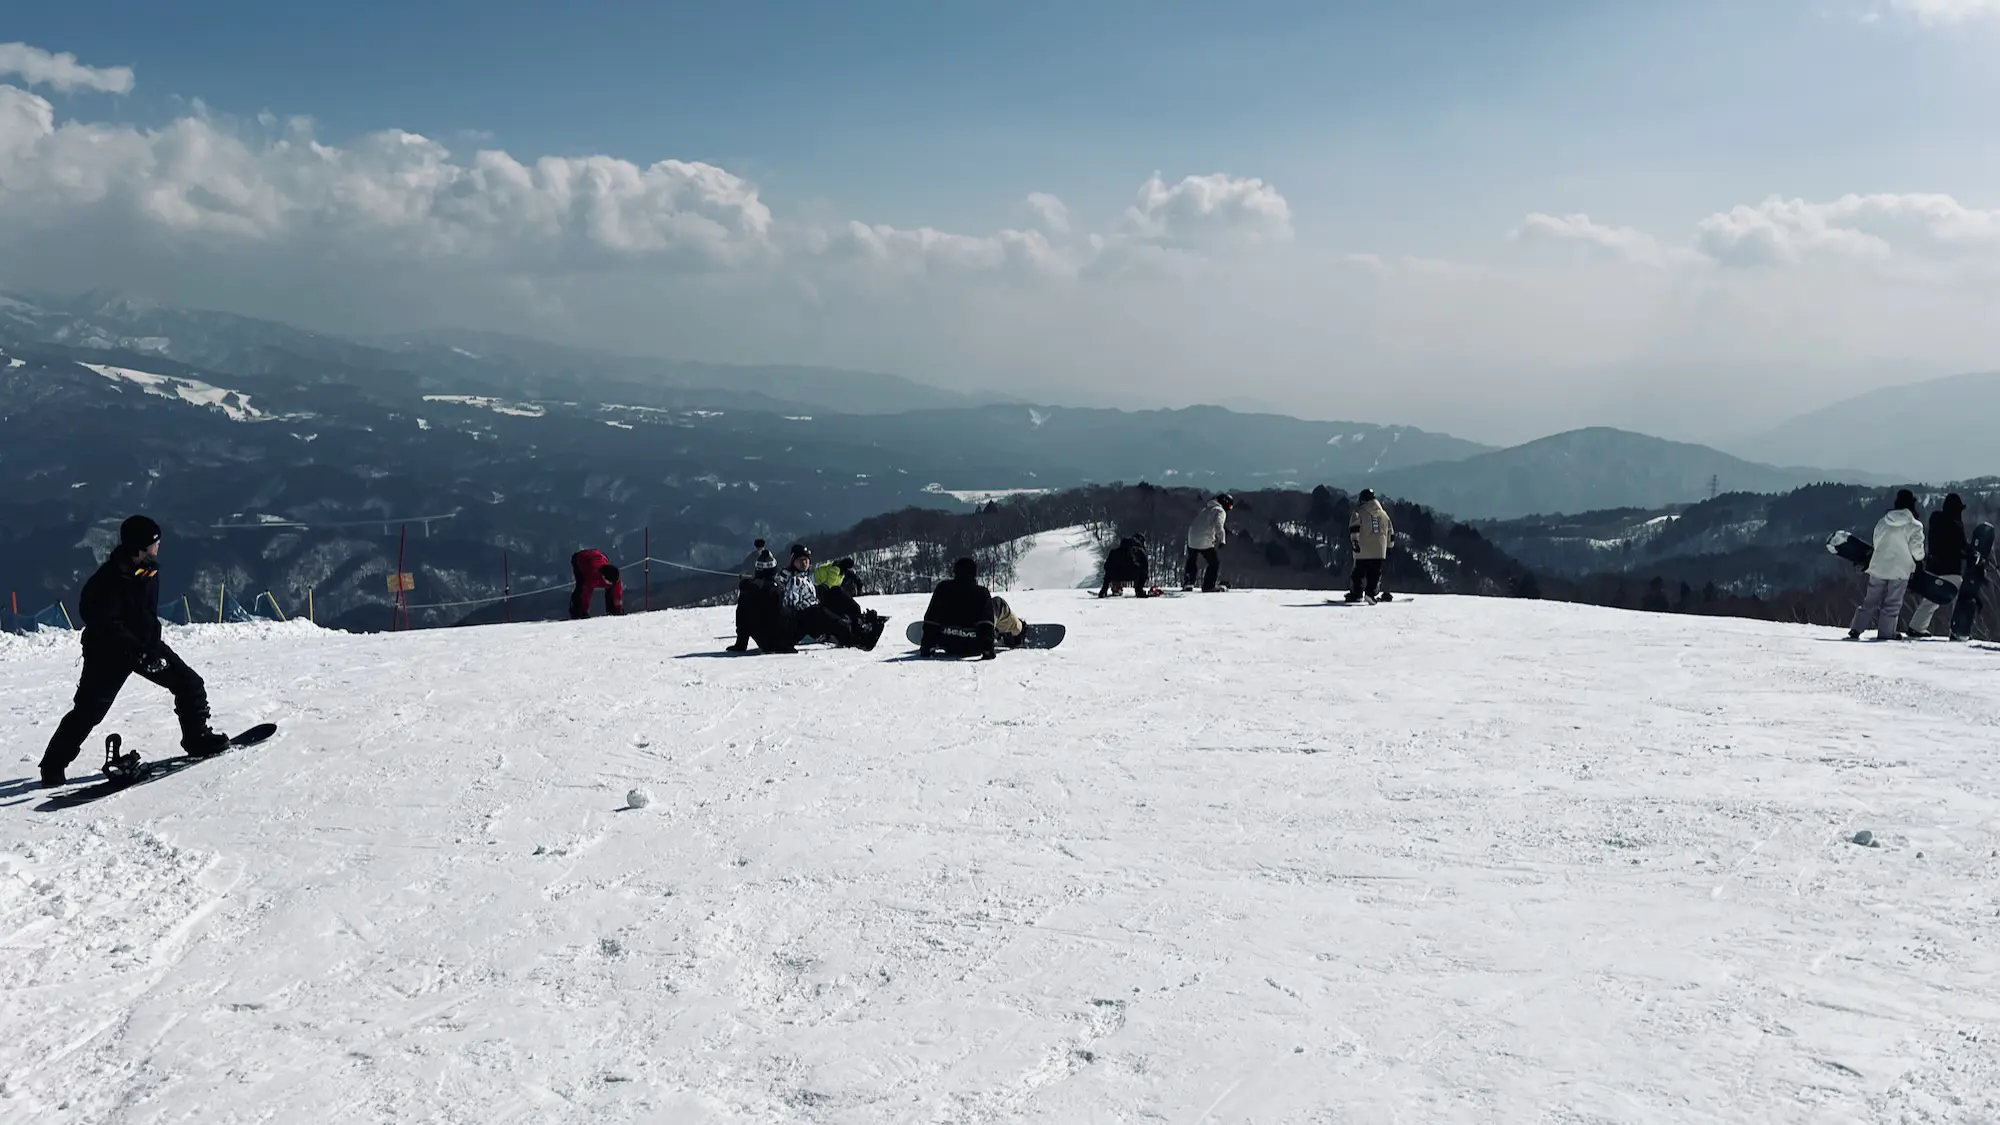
[41,645,211,773]
[1349,559,1385,599]
[791,605,857,648]
[1184,547,1221,591]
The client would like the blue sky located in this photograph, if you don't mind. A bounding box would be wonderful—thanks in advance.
[3,1,1999,441]
[16,0,1996,241]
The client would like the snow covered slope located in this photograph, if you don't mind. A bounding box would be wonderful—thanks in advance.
[1003,524,1106,591]
[3,596,1997,1123]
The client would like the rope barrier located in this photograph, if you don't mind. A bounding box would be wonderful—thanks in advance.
[396,556,744,611]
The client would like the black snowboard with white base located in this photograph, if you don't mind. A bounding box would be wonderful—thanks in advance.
[1826,531,1961,607]
[905,621,1067,652]
[40,723,278,809]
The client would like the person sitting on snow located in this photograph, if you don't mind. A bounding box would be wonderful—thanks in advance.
[922,557,998,659]
[750,544,880,652]
[569,549,625,619]
[814,555,885,647]
[1098,534,1154,598]
[729,546,783,652]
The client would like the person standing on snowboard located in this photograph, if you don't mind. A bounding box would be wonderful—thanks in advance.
[1907,493,1967,638]
[39,516,230,788]
[1345,489,1396,603]
[569,549,625,619]
[1848,489,1926,641]
[1184,494,1233,592]
[921,557,998,659]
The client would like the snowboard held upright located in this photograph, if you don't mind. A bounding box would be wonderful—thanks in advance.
[1948,522,1995,641]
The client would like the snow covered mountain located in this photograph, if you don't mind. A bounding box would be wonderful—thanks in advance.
[4,593,1994,1122]
[1740,369,2000,484]
[1367,427,1892,520]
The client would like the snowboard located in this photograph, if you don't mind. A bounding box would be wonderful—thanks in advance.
[1327,595,1407,605]
[904,621,1067,652]
[38,723,278,810]
[1948,522,1996,640]
[1826,531,1960,606]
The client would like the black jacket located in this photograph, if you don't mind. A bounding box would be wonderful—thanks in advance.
[1927,512,1969,575]
[79,550,163,663]
[922,576,995,651]
[1104,539,1149,583]
[735,574,790,648]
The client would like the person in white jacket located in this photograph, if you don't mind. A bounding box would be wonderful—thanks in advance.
[1183,494,1234,592]
[1849,489,1927,641]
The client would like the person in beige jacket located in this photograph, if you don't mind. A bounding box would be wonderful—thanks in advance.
[1344,489,1396,603]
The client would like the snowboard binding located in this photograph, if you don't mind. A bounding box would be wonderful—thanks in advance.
[101,733,145,784]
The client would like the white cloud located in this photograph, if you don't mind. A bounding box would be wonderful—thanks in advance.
[1889,0,2000,24]
[1697,193,2000,266]
[1513,212,1699,268]
[0,42,134,95]
[1117,172,1293,253]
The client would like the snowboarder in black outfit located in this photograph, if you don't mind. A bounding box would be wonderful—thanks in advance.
[922,557,997,659]
[38,516,230,788]
[1098,535,1154,598]
[728,546,782,651]
[1908,493,1967,638]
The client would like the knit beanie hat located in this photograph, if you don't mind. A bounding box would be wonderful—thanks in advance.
[954,557,978,580]
[1895,488,1918,514]
[120,515,162,549]
[753,548,778,571]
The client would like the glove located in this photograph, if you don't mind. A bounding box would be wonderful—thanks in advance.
[137,647,169,675]
[1350,536,1361,553]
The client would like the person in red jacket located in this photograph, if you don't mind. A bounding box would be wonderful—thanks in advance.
[570,549,625,619]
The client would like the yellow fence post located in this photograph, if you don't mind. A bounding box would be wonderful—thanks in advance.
[218,583,225,624]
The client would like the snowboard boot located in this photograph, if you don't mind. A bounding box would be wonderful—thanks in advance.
[182,726,231,757]
[1845,630,1862,641]
[1344,591,1365,604]
[1376,592,1395,603]
[857,615,886,652]
[39,765,66,789]
[726,637,749,653]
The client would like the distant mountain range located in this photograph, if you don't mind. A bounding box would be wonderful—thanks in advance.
[1365,427,1893,520]
[1734,370,2000,484]
[0,292,1478,629]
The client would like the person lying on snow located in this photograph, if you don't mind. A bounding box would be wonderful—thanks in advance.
[569,549,625,619]
[921,557,998,660]
[1098,534,1154,598]
[39,515,232,788]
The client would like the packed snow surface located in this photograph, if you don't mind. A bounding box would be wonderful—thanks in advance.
[3,596,1998,1123]
[1002,524,1106,591]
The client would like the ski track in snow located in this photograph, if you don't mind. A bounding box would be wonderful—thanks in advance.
[2,597,1997,1123]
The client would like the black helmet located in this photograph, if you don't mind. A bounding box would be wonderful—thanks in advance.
[601,564,621,584]
[1216,493,1234,509]
[790,542,812,560]
[1358,488,1376,503]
